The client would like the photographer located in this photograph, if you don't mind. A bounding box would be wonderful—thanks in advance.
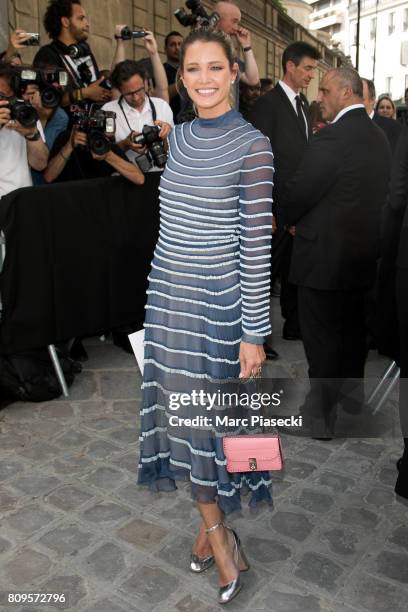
[0,29,33,65]
[163,31,184,118]
[43,119,145,185]
[102,60,173,172]
[33,0,111,108]
[22,81,69,184]
[112,27,170,103]
[0,63,48,198]
[215,1,260,105]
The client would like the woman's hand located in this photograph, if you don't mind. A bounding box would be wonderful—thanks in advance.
[239,341,265,379]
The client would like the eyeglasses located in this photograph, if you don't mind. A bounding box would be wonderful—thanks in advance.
[122,86,145,98]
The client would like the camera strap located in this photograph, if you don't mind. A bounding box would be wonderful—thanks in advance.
[118,94,157,133]
[50,41,97,88]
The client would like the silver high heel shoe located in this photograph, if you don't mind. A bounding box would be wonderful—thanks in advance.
[189,552,215,573]
[205,521,250,605]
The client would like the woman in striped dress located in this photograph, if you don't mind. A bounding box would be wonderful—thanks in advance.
[138,29,274,604]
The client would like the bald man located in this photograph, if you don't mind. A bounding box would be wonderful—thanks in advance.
[215,1,259,106]
[282,68,391,437]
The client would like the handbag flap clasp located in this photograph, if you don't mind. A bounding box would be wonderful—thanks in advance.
[248,457,257,471]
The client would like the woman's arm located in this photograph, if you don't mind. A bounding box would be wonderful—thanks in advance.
[238,136,274,377]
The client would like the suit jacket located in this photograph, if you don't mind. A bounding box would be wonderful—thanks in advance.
[249,82,311,220]
[389,125,408,268]
[282,108,391,291]
[373,112,402,156]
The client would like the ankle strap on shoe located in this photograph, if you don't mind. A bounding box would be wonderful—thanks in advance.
[205,521,224,534]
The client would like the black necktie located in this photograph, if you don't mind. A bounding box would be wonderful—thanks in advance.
[295,95,307,138]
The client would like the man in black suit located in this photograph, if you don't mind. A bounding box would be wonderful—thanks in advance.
[282,67,391,437]
[362,78,402,360]
[249,42,321,349]
[362,78,401,154]
[388,125,408,498]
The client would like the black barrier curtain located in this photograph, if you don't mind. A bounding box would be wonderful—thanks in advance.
[0,173,160,355]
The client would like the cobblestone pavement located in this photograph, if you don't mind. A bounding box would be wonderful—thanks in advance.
[1,302,408,612]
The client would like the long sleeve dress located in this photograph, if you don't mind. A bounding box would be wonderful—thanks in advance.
[137,109,274,514]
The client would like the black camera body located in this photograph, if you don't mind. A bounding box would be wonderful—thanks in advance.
[71,105,116,155]
[0,94,38,128]
[16,68,68,109]
[21,33,40,47]
[132,124,167,172]
[100,77,113,91]
[118,27,147,40]
[174,0,220,28]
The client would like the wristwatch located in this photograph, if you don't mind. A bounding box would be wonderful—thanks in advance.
[243,46,252,52]
[25,130,41,141]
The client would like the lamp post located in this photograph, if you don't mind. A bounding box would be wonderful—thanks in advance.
[355,0,361,70]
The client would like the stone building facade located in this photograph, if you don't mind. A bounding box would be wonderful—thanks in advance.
[4,0,339,100]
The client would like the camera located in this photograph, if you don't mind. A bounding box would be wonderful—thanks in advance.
[17,68,68,109]
[71,104,116,155]
[21,33,40,47]
[118,27,147,40]
[132,124,167,172]
[0,94,38,128]
[68,41,91,59]
[100,77,113,91]
[174,0,220,29]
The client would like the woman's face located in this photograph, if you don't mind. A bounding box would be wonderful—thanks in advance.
[181,41,238,118]
[378,98,394,119]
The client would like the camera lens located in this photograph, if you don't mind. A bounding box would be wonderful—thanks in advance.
[88,131,111,156]
[41,86,61,109]
[10,99,38,128]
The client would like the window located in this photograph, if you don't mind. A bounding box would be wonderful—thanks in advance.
[386,76,392,93]
[370,18,376,40]
[353,22,358,45]
[388,12,395,35]
[404,8,408,32]
[318,0,331,10]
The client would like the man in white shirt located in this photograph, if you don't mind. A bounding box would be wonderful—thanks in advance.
[0,64,48,199]
[102,60,173,172]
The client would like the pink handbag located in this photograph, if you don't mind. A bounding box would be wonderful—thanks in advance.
[223,434,284,473]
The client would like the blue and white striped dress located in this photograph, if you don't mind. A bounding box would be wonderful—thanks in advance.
[138,109,274,513]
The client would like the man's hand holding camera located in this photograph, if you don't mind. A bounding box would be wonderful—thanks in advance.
[121,120,171,156]
[9,29,33,50]
[122,131,147,154]
[82,76,112,104]
[6,119,40,140]
[0,100,11,128]
[154,119,171,141]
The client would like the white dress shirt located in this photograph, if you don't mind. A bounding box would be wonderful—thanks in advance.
[102,95,174,171]
[0,120,45,199]
[332,104,365,124]
[278,79,308,137]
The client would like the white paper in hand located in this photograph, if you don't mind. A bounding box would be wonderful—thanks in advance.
[128,329,145,374]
